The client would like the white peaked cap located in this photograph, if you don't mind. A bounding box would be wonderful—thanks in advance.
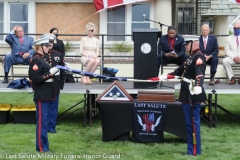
[33,33,56,46]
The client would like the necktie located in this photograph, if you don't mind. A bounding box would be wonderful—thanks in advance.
[237,37,239,47]
[20,37,23,44]
[169,38,174,50]
[204,38,207,50]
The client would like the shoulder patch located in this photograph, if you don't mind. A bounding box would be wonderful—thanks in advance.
[33,64,38,71]
[196,57,203,66]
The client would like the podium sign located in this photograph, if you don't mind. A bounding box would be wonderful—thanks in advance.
[133,28,159,89]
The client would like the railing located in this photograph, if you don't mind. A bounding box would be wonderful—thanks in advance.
[0,33,133,70]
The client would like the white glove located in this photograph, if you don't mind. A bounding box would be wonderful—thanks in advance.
[55,70,60,75]
[159,73,168,80]
[49,67,59,75]
[194,86,202,95]
[64,62,70,67]
[161,73,168,76]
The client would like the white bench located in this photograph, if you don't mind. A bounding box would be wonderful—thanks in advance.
[11,64,29,80]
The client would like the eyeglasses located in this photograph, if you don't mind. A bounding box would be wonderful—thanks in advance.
[41,43,52,47]
[89,30,94,32]
[234,28,240,30]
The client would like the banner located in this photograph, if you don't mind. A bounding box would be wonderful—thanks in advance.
[132,101,167,143]
[229,0,240,4]
[94,0,149,11]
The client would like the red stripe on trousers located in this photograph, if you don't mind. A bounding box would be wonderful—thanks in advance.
[192,108,197,156]
[38,101,43,152]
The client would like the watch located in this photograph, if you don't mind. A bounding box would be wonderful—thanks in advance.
[141,43,151,54]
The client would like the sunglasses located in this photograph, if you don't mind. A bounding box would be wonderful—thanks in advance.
[89,30,94,32]
[41,43,52,47]
[234,28,240,30]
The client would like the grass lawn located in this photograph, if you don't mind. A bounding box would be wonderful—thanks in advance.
[0,93,240,160]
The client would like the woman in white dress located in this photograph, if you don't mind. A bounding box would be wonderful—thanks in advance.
[80,22,100,84]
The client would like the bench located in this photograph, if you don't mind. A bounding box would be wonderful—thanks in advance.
[160,46,228,81]
[11,64,29,80]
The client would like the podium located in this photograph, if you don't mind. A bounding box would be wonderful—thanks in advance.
[133,28,159,89]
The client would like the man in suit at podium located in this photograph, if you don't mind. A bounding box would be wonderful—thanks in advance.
[157,26,188,75]
[199,24,219,85]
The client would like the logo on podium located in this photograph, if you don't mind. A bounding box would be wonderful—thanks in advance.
[141,43,151,54]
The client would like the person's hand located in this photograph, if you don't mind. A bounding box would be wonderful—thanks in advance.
[205,55,212,62]
[164,53,171,58]
[159,73,168,80]
[49,67,59,75]
[171,53,178,58]
[234,57,240,64]
[194,86,202,95]
[65,62,70,67]
[12,25,18,32]
[160,73,168,76]
[233,57,239,63]
[23,52,30,59]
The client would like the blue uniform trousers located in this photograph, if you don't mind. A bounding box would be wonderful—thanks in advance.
[4,54,31,73]
[48,94,59,133]
[36,101,51,152]
[182,103,201,155]
[206,56,218,75]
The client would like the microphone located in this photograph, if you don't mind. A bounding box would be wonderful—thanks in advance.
[143,14,146,22]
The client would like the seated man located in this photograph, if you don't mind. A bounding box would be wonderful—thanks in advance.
[3,25,34,83]
[222,21,240,84]
[157,26,188,75]
[199,24,219,85]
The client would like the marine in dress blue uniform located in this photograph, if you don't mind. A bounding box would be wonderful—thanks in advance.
[166,39,207,156]
[29,34,59,152]
[44,48,65,133]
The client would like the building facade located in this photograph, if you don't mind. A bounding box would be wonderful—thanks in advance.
[0,0,174,55]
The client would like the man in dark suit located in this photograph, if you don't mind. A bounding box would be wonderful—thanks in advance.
[157,26,188,75]
[3,25,34,83]
[199,24,219,85]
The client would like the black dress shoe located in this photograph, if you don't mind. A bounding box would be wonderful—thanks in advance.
[2,78,9,83]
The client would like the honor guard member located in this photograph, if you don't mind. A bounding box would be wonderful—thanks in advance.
[41,33,65,133]
[29,34,60,152]
[161,36,207,156]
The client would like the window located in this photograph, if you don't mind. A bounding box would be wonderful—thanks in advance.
[107,6,126,41]
[0,3,3,40]
[9,3,28,33]
[131,3,150,33]
[106,3,151,41]
[178,7,194,35]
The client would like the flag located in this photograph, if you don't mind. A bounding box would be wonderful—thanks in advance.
[229,0,240,4]
[94,0,149,11]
